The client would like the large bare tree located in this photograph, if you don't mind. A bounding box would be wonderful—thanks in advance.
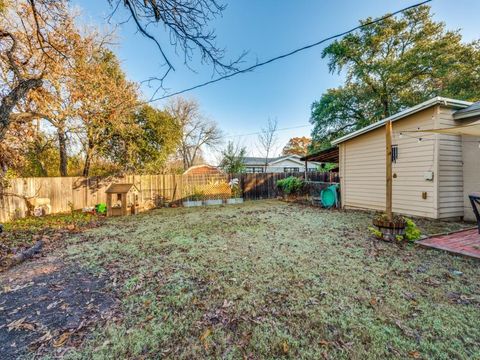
[26,0,245,91]
[0,1,71,175]
[257,117,278,171]
[167,97,222,170]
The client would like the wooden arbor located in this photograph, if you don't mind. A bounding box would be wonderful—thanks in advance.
[105,183,139,216]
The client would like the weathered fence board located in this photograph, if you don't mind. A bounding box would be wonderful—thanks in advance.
[0,172,339,221]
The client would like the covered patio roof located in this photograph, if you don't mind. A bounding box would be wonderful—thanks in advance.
[300,147,339,163]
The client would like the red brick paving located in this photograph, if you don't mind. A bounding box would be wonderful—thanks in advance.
[417,228,480,259]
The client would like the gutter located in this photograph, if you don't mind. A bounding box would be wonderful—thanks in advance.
[331,97,472,145]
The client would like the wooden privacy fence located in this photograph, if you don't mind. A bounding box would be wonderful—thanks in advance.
[0,172,339,222]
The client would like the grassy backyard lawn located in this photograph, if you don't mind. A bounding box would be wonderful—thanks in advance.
[57,200,478,359]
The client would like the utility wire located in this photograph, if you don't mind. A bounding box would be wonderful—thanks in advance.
[225,124,312,138]
[147,0,432,102]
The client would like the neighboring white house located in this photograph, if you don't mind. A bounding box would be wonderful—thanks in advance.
[243,155,320,173]
[331,96,480,220]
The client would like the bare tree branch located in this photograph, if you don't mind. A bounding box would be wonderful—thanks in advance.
[257,118,278,171]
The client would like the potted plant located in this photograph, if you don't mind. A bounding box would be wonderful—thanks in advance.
[372,213,406,241]
[226,178,244,204]
[183,188,204,207]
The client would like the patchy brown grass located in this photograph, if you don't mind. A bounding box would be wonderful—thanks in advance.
[0,212,102,271]
[57,201,479,358]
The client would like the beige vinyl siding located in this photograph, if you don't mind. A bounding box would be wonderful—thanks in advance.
[342,127,385,211]
[435,106,464,219]
[463,135,480,221]
[341,108,437,218]
[339,143,346,206]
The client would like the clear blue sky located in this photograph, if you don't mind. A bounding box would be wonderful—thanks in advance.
[72,0,480,159]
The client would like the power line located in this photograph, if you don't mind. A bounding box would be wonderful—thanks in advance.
[147,0,432,102]
[225,124,312,138]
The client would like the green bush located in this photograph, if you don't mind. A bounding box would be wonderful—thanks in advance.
[277,176,305,195]
[403,217,422,242]
[368,226,383,239]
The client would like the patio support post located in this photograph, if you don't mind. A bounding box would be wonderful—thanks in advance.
[386,120,393,221]
[304,159,308,181]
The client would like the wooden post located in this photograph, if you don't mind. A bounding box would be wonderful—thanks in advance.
[304,159,308,181]
[385,120,393,221]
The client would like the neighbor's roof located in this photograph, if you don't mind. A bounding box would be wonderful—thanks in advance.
[105,183,137,193]
[331,97,472,145]
[243,155,318,166]
[243,156,272,165]
[454,101,480,120]
[183,164,222,175]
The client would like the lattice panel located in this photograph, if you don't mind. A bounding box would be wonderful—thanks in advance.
[182,174,232,200]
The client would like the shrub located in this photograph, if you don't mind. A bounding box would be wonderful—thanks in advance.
[277,176,305,195]
[368,226,383,239]
[189,187,205,201]
[403,217,422,242]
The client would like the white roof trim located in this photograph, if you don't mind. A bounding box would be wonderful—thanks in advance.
[269,155,321,166]
[454,109,480,120]
[331,97,472,145]
[269,155,302,165]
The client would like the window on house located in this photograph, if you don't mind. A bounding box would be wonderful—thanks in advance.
[283,167,300,173]
[246,167,264,173]
[392,144,399,163]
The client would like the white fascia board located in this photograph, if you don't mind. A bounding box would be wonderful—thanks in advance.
[331,97,472,145]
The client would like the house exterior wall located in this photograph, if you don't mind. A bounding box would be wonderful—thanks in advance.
[245,158,319,173]
[340,107,438,218]
[435,106,465,219]
[267,159,318,173]
[463,135,480,221]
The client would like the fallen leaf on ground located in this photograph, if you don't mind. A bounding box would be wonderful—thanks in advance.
[53,332,71,347]
[282,341,289,354]
[7,317,36,331]
[319,340,330,347]
[409,350,421,358]
[34,331,53,345]
[200,328,212,342]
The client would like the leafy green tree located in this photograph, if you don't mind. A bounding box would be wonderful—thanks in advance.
[106,105,181,174]
[219,141,246,174]
[311,5,480,143]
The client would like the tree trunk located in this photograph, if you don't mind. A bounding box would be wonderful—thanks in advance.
[182,146,190,170]
[0,78,43,141]
[58,126,68,176]
[83,150,91,177]
[83,139,94,177]
[382,98,390,119]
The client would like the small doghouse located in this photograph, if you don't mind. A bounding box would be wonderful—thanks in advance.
[105,183,140,216]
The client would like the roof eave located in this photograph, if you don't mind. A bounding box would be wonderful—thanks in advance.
[331,97,472,145]
[453,109,480,120]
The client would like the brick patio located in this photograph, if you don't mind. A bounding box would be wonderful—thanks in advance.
[417,228,480,259]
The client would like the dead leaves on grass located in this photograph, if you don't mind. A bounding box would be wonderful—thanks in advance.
[53,331,71,347]
[7,317,37,331]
